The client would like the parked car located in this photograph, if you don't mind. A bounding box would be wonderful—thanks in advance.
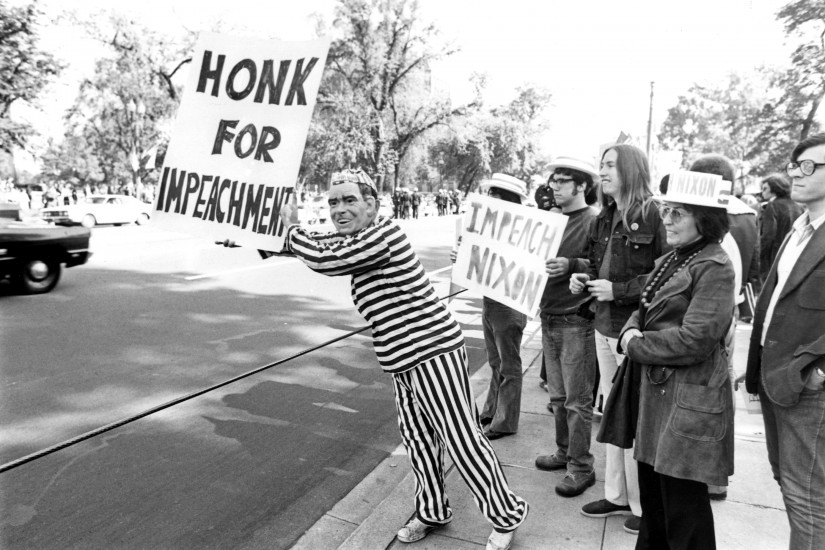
[0,201,22,221]
[40,195,152,228]
[0,221,92,294]
[297,194,329,225]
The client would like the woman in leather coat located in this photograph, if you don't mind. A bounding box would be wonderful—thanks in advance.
[619,175,736,550]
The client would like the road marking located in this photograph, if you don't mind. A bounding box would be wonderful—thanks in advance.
[183,257,299,280]
[313,402,359,413]
[429,265,452,276]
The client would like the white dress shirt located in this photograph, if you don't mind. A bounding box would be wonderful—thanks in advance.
[761,210,825,345]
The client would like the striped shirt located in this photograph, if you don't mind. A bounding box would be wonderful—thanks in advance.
[285,216,465,373]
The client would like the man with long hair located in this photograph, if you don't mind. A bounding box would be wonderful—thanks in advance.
[571,144,668,536]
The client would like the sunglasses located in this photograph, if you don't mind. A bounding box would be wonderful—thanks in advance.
[658,205,693,224]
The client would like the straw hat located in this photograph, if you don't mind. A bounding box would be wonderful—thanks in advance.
[479,173,529,200]
[663,170,732,208]
[546,155,599,179]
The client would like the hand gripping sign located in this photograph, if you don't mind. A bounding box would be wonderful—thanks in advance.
[152,33,330,251]
[452,193,568,317]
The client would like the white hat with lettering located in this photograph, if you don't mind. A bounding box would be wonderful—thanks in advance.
[724,195,757,215]
[479,173,528,201]
[664,170,732,208]
[546,155,599,179]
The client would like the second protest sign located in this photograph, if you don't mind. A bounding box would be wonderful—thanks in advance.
[453,193,568,317]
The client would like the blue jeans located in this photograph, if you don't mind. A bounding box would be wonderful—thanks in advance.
[480,298,527,434]
[760,384,825,550]
[542,313,596,473]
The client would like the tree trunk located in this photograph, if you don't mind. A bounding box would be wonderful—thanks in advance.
[801,87,824,140]
[393,161,400,190]
[374,116,386,192]
[9,148,18,185]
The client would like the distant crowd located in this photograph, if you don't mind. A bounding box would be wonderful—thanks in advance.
[0,179,157,210]
[386,187,462,219]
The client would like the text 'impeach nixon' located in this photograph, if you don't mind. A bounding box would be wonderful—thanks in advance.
[464,199,562,260]
[451,196,567,315]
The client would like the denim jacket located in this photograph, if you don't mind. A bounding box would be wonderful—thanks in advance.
[571,200,669,336]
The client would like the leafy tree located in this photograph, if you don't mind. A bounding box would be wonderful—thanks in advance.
[657,1,825,176]
[658,69,794,176]
[487,85,552,182]
[60,14,192,192]
[0,2,63,154]
[776,0,825,139]
[386,65,479,189]
[306,0,475,191]
[40,134,104,186]
[300,71,376,190]
[429,119,491,195]
[426,85,553,196]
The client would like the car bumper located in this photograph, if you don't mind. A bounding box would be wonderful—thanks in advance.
[65,248,92,267]
[40,213,77,225]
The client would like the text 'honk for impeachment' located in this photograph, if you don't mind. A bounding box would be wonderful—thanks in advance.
[452,194,568,317]
[151,33,330,252]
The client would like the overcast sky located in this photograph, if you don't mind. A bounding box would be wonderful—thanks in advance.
[23,0,794,166]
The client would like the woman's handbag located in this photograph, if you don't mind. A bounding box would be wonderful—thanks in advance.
[596,356,637,449]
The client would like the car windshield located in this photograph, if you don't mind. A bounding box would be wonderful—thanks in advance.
[85,197,108,204]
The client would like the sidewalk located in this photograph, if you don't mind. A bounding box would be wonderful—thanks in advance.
[292,320,789,550]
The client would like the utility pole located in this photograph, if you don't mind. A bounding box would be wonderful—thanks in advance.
[646,81,655,159]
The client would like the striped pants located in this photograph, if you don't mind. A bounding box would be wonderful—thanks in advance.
[391,347,529,532]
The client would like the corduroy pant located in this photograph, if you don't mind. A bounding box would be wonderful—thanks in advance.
[391,346,528,532]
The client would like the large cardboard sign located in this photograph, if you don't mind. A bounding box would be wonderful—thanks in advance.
[452,193,568,316]
[152,33,330,250]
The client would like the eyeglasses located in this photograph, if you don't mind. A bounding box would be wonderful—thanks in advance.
[786,160,825,177]
[548,178,576,189]
[658,205,694,224]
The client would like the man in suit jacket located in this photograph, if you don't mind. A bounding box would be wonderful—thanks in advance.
[746,133,825,549]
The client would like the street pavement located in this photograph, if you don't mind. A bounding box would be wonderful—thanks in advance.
[1,215,791,549]
[291,315,790,550]
[0,215,488,549]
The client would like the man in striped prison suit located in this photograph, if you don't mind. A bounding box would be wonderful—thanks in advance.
[279,169,528,550]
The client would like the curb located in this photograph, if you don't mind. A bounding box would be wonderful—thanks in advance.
[291,320,544,550]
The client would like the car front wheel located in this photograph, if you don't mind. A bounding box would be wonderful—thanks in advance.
[16,258,62,294]
[81,214,96,228]
[136,213,150,225]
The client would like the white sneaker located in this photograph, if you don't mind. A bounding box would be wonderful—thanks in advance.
[486,529,515,550]
[397,517,441,543]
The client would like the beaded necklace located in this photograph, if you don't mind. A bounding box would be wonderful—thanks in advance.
[640,246,704,308]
